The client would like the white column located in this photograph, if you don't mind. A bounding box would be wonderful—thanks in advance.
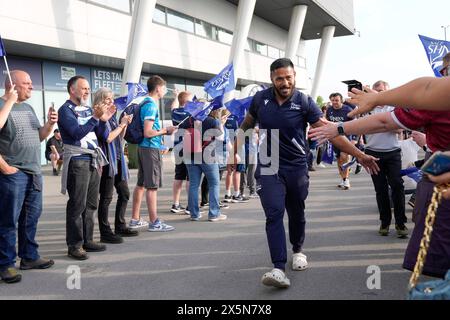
[310,26,335,99]
[225,0,256,102]
[121,0,157,96]
[285,5,308,62]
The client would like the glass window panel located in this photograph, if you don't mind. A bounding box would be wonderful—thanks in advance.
[280,49,285,58]
[195,20,216,40]
[167,9,194,33]
[186,80,208,100]
[153,5,166,24]
[255,41,267,56]
[217,28,233,45]
[89,0,131,13]
[267,46,280,59]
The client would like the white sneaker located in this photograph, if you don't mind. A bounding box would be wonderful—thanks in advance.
[129,218,149,229]
[292,253,308,271]
[261,268,290,288]
[318,163,326,168]
[208,214,227,222]
[337,180,345,189]
[343,179,351,190]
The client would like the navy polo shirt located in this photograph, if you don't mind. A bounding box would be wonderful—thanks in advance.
[325,105,354,123]
[326,105,355,140]
[249,88,323,169]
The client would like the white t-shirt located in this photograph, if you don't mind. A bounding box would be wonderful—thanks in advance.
[399,138,421,190]
[365,106,400,152]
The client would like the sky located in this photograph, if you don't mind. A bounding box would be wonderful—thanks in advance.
[305,0,450,100]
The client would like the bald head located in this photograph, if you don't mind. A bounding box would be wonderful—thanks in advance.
[5,70,33,102]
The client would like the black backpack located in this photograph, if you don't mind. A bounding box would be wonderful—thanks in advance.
[119,97,149,144]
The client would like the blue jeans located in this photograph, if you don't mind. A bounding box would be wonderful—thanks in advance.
[186,164,220,219]
[0,171,42,269]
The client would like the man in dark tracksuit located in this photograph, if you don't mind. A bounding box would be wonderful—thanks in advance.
[239,58,380,288]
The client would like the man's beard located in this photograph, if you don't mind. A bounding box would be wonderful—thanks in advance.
[79,97,89,106]
[275,85,294,99]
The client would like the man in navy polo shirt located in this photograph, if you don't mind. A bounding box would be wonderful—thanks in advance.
[239,58,380,288]
[326,92,356,189]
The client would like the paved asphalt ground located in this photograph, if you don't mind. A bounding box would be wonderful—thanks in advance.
[0,156,427,300]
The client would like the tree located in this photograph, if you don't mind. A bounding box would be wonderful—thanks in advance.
[316,96,324,107]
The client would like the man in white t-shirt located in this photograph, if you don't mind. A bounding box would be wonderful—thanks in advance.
[364,81,408,238]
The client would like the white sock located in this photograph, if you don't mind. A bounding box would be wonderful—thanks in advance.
[234,191,240,197]
[226,190,231,196]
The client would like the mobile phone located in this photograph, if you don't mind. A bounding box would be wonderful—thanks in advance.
[420,151,450,176]
[342,80,363,92]
[49,102,55,113]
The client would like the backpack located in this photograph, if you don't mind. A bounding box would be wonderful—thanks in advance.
[183,117,203,154]
[119,98,149,144]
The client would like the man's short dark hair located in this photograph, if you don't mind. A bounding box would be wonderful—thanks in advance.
[147,75,166,93]
[67,75,87,94]
[270,58,295,73]
[54,129,59,133]
[329,93,343,101]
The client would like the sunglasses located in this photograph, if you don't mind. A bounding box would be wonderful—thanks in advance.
[439,65,450,77]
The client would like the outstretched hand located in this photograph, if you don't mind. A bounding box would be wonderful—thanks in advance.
[347,88,379,118]
[357,153,380,175]
[308,119,338,145]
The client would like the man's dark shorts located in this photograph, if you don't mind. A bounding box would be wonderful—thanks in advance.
[174,162,189,181]
[137,147,162,189]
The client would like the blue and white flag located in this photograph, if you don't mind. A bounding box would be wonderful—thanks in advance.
[0,35,6,57]
[114,82,148,111]
[203,63,236,98]
[401,167,423,183]
[209,95,224,111]
[184,100,214,122]
[341,157,358,171]
[419,34,450,77]
[225,96,253,125]
[321,141,334,165]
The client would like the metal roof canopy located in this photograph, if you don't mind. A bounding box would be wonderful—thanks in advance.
[226,0,355,40]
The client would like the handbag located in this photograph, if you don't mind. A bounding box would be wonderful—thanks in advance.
[408,183,450,300]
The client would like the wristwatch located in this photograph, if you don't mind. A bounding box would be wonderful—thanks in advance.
[337,122,345,136]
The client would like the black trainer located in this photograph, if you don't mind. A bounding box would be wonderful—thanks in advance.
[232,195,250,203]
[20,257,55,270]
[100,233,123,244]
[115,228,139,237]
[83,241,106,252]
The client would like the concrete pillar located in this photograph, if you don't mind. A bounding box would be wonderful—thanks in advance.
[285,5,308,62]
[225,0,256,102]
[310,26,335,99]
[121,0,156,96]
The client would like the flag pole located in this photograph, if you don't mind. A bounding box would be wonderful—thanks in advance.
[176,115,191,127]
[3,56,13,87]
